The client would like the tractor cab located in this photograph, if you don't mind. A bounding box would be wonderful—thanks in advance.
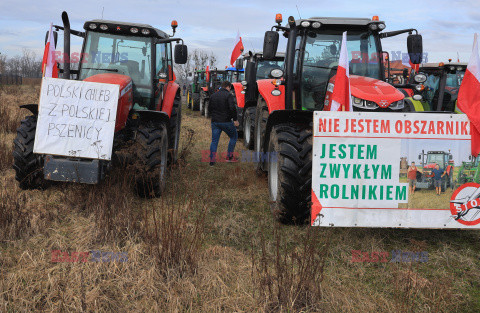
[263,15,424,112]
[74,20,187,111]
[409,62,467,112]
[225,67,244,82]
[420,150,453,171]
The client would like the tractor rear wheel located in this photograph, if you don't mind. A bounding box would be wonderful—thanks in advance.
[134,122,169,198]
[243,107,255,149]
[204,99,210,118]
[13,115,46,190]
[267,123,312,224]
[192,93,200,111]
[254,98,269,174]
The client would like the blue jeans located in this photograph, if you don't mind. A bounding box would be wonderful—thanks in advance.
[210,121,238,162]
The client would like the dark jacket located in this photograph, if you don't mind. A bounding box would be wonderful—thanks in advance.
[209,88,237,123]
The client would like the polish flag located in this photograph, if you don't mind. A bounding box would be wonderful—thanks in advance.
[206,65,210,82]
[331,32,352,111]
[402,53,420,72]
[230,31,244,66]
[42,23,58,78]
[458,33,480,156]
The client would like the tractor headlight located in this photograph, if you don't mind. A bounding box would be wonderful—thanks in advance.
[378,23,386,30]
[301,21,311,27]
[457,66,464,71]
[415,84,425,91]
[369,24,378,31]
[271,89,281,96]
[364,101,379,110]
[312,22,321,28]
[141,28,150,35]
[352,96,362,105]
[414,73,427,83]
[413,94,423,101]
[270,68,284,78]
[130,27,139,34]
[89,23,97,30]
[241,80,247,86]
[389,100,405,110]
[99,24,108,31]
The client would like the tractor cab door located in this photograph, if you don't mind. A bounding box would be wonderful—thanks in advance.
[155,42,173,110]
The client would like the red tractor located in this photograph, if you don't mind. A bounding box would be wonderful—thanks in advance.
[12,11,188,197]
[255,14,423,222]
[416,150,454,191]
[232,52,285,149]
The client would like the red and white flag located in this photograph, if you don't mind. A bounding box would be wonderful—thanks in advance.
[206,65,210,82]
[230,31,244,66]
[331,31,352,111]
[402,53,420,72]
[458,33,480,156]
[42,23,58,78]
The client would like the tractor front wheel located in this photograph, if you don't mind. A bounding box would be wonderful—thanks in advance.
[13,115,46,190]
[192,93,200,111]
[243,107,255,150]
[253,98,269,174]
[267,123,312,224]
[134,122,169,198]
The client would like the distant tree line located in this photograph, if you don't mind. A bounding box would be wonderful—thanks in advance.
[174,49,217,87]
[0,49,42,79]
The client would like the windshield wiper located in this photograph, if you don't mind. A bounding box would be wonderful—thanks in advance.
[82,67,118,72]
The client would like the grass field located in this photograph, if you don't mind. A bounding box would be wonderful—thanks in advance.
[1,85,480,312]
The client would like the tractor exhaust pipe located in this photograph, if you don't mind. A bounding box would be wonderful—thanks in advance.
[61,11,70,79]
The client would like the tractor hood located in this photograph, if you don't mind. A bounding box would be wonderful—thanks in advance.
[350,75,404,108]
[83,73,132,94]
[423,163,438,169]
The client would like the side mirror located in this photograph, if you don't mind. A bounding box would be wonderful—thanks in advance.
[407,34,423,64]
[174,44,188,64]
[235,58,243,70]
[45,30,58,48]
[449,155,453,160]
[263,31,279,60]
[418,155,421,160]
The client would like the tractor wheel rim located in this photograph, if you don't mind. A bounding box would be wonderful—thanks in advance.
[268,150,278,201]
[245,116,250,144]
[255,114,261,152]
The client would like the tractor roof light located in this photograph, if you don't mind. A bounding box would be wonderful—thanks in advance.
[89,23,97,30]
[449,66,456,71]
[275,13,283,24]
[457,66,464,71]
[99,24,108,31]
[439,62,445,67]
[130,27,139,34]
[372,15,379,21]
[300,21,311,28]
[171,20,178,29]
[141,28,150,35]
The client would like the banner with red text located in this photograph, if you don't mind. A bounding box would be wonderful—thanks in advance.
[311,112,480,228]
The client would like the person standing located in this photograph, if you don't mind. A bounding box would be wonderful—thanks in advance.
[208,81,239,166]
[182,84,186,96]
[407,161,420,194]
[432,163,446,195]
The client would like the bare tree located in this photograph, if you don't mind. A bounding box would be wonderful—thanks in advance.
[173,48,217,86]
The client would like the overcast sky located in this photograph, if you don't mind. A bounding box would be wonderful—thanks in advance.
[0,0,478,66]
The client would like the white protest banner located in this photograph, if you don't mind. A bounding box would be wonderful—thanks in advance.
[311,111,480,229]
[34,77,119,160]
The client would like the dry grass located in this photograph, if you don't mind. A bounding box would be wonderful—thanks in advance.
[0,86,480,312]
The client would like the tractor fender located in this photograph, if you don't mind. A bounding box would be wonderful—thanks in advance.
[19,104,38,115]
[262,110,313,153]
[257,79,285,113]
[134,110,170,127]
[158,82,179,117]
[232,82,245,108]
[446,165,454,175]
[405,97,428,112]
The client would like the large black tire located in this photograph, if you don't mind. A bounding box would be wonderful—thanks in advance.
[204,99,210,118]
[253,97,269,173]
[134,122,169,198]
[200,92,206,116]
[13,115,46,189]
[267,123,312,224]
[168,96,182,164]
[192,93,200,111]
[186,91,192,109]
[243,107,255,150]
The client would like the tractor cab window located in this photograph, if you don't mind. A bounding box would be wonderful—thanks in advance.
[80,32,153,107]
[300,29,381,110]
[256,59,284,80]
[426,154,446,169]
[156,43,167,77]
